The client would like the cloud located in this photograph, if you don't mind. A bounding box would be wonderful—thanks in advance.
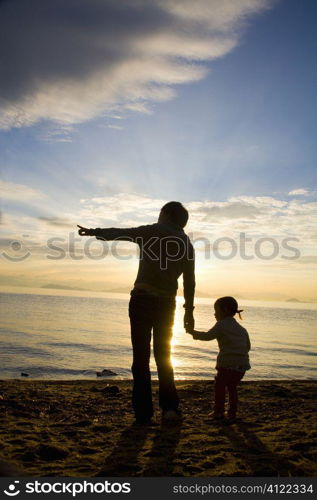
[37,217,74,228]
[74,191,317,247]
[107,125,124,130]
[188,200,262,220]
[37,124,75,143]
[187,196,287,224]
[3,189,316,254]
[294,256,317,265]
[79,193,166,224]
[0,180,47,201]
[1,190,317,301]
[0,0,271,130]
[288,188,310,196]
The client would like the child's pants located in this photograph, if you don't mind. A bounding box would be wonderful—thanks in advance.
[214,367,245,416]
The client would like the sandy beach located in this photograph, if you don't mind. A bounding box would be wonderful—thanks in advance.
[0,380,316,477]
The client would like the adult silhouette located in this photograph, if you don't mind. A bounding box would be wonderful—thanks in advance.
[78,201,195,424]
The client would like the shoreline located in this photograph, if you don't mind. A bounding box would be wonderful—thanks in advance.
[1,380,316,477]
[3,377,317,382]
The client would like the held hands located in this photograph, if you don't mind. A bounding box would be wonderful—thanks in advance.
[77,225,95,237]
[184,309,195,334]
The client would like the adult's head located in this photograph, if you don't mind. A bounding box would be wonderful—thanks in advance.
[158,201,189,228]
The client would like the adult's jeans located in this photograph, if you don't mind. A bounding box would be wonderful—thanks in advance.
[129,290,178,420]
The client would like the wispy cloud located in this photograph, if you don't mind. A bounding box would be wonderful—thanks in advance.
[288,188,310,196]
[0,180,47,201]
[37,124,75,143]
[37,217,74,228]
[0,0,272,130]
[107,125,124,131]
[79,193,166,224]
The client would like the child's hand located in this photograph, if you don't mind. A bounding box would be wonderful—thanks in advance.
[186,328,198,338]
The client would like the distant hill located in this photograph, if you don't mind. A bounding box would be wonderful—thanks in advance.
[41,283,212,299]
[107,287,212,298]
[106,287,131,294]
[41,284,87,291]
[286,298,302,303]
[194,290,212,298]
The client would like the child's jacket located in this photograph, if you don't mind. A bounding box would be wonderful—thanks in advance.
[193,317,251,371]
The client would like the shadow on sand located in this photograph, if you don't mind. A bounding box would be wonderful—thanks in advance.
[96,421,182,477]
[222,420,304,476]
[142,421,182,476]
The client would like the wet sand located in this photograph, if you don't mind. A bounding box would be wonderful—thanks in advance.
[0,380,316,477]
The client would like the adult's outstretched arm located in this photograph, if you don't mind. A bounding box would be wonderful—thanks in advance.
[77,224,155,242]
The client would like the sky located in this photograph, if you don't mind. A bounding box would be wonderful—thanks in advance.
[1,0,317,301]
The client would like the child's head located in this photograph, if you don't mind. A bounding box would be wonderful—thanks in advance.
[214,296,243,321]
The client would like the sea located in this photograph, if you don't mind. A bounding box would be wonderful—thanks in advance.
[1,288,317,380]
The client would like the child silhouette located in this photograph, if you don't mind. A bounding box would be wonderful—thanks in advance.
[189,296,251,421]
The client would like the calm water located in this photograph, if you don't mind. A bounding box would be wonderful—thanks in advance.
[0,289,317,380]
